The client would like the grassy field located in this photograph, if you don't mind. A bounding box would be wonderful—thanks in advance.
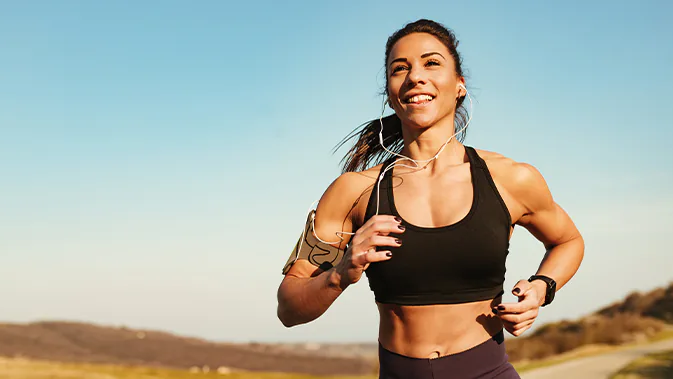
[609,350,673,379]
[0,358,375,379]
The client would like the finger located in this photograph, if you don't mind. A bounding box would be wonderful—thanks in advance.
[497,309,537,324]
[358,215,405,237]
[351,220,402,253]
[502,321,516,336]
[357,249,393,265]
[349,236,400,267]
[513,319,535,331]
[495,294,539,314]
[495,301,535,314]
[357,215,399,234]
[512,280,532,297]
[511,325,532,337]
[361,235,403,252]
[501,318,532,337]
[370,217,406,236]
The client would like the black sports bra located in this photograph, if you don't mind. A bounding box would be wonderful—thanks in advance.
[363,146,511,305]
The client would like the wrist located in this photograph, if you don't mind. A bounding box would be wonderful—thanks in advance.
[528,274,557,307]
[327,268,348,292]
[531,280,548,307]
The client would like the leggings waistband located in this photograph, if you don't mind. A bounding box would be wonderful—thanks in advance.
[378,331,519,379]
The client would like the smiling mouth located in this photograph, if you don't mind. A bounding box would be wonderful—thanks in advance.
[404,94,435,105]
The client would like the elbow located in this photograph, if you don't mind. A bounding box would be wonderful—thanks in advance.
[566,233,585,271]
[277,303,308,328]
[277,305,297,328]
[575,233,585,259]
[276,286,301,328]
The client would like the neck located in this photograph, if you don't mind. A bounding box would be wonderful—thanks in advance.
[398,114,465,167]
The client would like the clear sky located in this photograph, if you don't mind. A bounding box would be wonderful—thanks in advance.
[1,1,672,343]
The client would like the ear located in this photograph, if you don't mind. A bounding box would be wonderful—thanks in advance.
[456,78,466,98]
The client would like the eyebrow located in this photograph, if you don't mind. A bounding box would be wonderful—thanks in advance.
[389,52,446,66]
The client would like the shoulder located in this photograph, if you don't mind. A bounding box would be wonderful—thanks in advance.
[473,147,553,215]
[314,163,384,235]
[320,164,382,207]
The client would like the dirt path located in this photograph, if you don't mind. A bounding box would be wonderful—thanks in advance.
[520,339,673,379]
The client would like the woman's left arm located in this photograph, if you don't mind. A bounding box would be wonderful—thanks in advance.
[495,162,585,336]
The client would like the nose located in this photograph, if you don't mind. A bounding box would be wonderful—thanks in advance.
[406,65,427,86]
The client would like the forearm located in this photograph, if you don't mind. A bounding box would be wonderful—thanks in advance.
[277,268,346,327]
[535,234,585,293]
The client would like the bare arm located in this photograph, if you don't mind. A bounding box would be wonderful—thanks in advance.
[277,172,403,327]
[493,160,584,336]
[277,262,345,327]
[514,163,584,300]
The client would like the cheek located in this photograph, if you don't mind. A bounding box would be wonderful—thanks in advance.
[435,74,457,93]
[386,85,399,102]
[387,75,406,96]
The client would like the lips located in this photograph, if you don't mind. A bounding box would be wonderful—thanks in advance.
[403,93,436,106]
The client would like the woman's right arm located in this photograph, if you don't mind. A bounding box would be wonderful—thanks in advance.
[276,172,403,327]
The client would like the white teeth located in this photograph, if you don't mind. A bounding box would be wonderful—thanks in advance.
[407,95,434,104]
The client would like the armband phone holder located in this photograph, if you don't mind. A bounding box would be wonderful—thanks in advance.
[281,209,344,274]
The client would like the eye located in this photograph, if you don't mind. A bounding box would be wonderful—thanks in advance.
[426,59,441,66]
[391,65,408,73]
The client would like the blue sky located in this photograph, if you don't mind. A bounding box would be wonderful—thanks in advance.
[1,1,672,343]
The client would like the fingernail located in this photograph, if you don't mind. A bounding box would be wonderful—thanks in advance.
[395,238,402,245]
[497,305,505,311]
[394,216,402,223]
[397,225,405,231]
[492,308,498,315]
[513,288,521,295]
[386,252,392,257]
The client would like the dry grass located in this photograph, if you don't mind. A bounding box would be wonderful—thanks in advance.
[514,328,673,373]
[0,357,375,379]
[609,350,673,379]
[506,314,667,362]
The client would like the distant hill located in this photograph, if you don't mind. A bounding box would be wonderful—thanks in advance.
[0,321,374,376]
[597,283,673,322]
[506,281,673,362]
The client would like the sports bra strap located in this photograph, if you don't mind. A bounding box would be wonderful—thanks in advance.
[464,146,487,170]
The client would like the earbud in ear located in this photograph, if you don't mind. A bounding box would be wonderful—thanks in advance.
[457,83,467,98]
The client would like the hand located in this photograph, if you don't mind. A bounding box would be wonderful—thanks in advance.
[493,279,546,337]
[334,215,404,289]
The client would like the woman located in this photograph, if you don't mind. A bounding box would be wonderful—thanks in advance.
[277,19,584,379]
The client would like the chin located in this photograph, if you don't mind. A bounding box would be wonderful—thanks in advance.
[399,107,454,130]
[401,114,436,129]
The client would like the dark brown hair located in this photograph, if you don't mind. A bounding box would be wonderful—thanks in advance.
[334,19,468,173]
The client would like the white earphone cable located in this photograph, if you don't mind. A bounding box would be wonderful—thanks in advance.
[375,85,473,215]
[306,85,474,247]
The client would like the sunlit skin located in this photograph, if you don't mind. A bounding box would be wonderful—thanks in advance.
[277,32,584,359]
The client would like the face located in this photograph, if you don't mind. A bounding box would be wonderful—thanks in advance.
[387,33,464,129]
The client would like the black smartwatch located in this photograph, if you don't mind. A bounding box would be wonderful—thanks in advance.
[528,275,556,307]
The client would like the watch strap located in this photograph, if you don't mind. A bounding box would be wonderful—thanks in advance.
[528,275,556,307]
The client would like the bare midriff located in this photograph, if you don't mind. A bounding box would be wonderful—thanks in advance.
[377,297,504,359]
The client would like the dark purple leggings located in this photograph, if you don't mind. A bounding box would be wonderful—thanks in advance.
[378,331,520,379]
